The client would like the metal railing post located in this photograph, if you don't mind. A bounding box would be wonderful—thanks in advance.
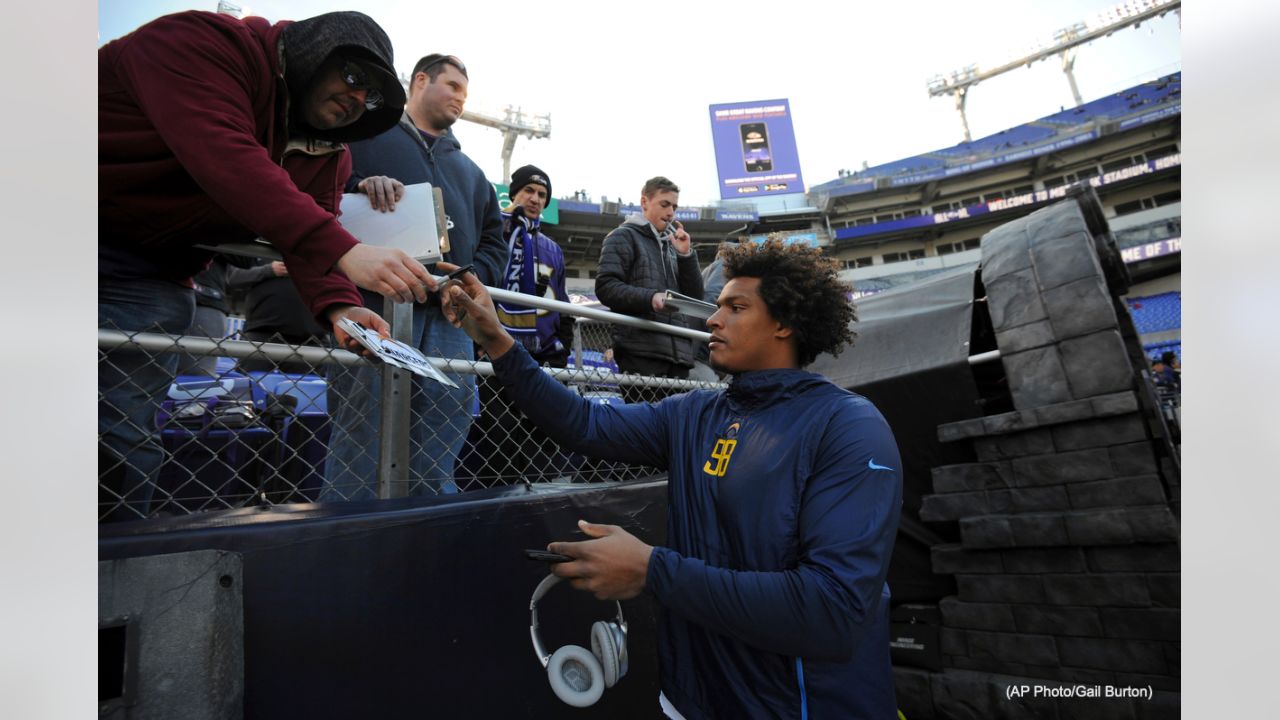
[571,318,583,371]
[377,299,413,499]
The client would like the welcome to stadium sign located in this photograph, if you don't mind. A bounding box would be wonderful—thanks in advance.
[1121,237,1181,264]
[834,153,1182,242]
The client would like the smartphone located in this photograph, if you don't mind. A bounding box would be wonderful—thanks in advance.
[434,264,474,296]
[525,549,573,563]
[740,122,773,173]
[445,264,474,282]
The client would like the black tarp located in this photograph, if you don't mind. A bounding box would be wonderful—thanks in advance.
[100,482,672,719]
[810,264,986,603]
[812,264,980,387]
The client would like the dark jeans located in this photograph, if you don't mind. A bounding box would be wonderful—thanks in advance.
[174,305,227,377]
[322,307,474,500]
[99,276,196,521]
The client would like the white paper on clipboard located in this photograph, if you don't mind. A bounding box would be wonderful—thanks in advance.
[339,182,443,263]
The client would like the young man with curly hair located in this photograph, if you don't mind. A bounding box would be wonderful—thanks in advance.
[438,238,902,719]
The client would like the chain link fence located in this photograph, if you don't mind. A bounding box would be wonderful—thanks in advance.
[98,303,721,523]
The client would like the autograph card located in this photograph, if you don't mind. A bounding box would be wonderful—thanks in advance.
[336,317,459,388]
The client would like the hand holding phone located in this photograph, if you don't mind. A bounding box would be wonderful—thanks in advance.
[525,549,573,563]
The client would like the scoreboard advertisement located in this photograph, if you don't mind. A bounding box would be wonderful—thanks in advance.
[709,99,805,200]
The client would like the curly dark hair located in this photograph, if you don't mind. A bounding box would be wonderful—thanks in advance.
[720,238,856,366]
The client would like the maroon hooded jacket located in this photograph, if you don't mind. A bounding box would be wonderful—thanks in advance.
[99,10,402,320]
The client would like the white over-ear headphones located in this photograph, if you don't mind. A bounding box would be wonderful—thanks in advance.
[529,573,629,708]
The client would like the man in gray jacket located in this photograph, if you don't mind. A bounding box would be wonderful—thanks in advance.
[595,177,703,396]
[322,53,506,499]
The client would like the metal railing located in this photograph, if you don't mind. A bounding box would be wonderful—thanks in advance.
[98,288,723,523]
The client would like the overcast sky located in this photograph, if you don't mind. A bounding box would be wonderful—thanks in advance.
[99,0,1181,207]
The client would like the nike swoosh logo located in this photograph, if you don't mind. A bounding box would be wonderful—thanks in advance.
[868,459,894,471]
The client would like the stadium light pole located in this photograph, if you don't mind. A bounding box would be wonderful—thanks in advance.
[926,0,1180,139]
[1054,23,1086,107]
[461,106,552,185]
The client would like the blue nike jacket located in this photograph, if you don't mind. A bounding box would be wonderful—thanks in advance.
[493,345,903,719]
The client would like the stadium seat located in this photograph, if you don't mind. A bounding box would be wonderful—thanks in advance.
[1125,292,1181,335]
[154,377,275,513]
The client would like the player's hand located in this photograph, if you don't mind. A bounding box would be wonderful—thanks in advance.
[670,220,692,255]
[336,244,434,304]
[548,520,652,601]
[325,305,390,358]
[437,261,515,359]
[357,175,406,212]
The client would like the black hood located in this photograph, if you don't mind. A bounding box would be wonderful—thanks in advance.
[281,11,406,143]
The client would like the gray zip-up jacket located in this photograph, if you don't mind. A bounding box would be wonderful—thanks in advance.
[595,215,703,367]
[345,113,506,289]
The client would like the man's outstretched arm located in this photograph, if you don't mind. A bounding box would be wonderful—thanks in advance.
[439,263,671,467]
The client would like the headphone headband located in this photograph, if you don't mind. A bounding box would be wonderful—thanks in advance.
[529,574,626,669]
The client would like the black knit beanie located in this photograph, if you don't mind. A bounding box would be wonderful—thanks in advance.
[510,165,552,201]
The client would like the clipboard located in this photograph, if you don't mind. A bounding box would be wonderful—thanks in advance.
[664,290,717,319]
[339,182,444,263]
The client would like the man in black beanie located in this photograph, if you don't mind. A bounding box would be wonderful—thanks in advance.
[464,164,577,485]
[497,165,574,367]
[99,9,431,520]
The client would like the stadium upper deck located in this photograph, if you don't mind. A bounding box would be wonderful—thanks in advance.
[551,73,1180,299]
[810,73,1180,202]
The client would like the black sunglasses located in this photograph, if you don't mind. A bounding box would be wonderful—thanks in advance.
[339,58,385,111]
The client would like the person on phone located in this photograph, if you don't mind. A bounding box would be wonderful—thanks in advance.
[99,10,430,520]
[322,53,506,499]
[594,177,703,400]
[439,239,902,719]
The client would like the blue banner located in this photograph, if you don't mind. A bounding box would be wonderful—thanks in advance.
[556,199,601,214]
[616,204,700,221]
[715,209,759,222]
[1121,237,1181,264]
[710,99,805,200]
[1119,102,1181,130]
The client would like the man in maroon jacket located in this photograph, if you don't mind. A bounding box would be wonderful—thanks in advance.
[98,10,427,520]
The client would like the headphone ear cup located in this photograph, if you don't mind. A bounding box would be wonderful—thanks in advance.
[547,645,605,708]
[591,621,621,688]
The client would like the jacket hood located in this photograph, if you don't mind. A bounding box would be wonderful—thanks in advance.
[623,213,667,240]
[432,127,462,153]
[280,11,406,143]
[399,112,462,154]
[725,368,833,413]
